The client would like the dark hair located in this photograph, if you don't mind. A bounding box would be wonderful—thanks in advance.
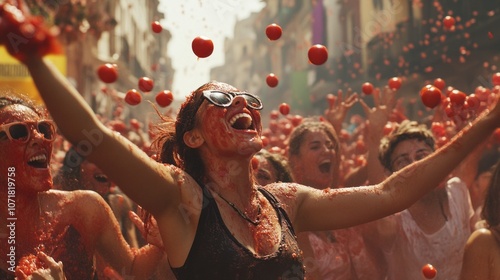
[476,148,500,179]
[0,90,46,119]
[255,149,294,183]
[151,81,238,184]
[53,147,85,191]
[378,120,435,172]
[481,161,500,226]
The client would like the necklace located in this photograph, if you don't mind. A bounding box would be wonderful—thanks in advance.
[217,192,262,226]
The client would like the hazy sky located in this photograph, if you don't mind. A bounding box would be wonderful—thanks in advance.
[158,0,265,99]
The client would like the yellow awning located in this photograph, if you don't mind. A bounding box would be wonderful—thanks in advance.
[0,46,66,104]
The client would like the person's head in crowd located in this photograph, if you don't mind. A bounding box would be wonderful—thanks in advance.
[151,81,263,184]
[379,120,435,173]
[54,147,113,197]
[287,117,341,188]
[0,91,55,191]
[253,149,294,185]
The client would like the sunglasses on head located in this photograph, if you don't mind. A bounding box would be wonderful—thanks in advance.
[202,90,263,110]
[0,120,56,143]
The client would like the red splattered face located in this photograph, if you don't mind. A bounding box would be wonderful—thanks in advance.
[0,104,54,193]
[289,129,338,189]
[80,160,112,196]
[195,93,263,159]
[253,155,278,186]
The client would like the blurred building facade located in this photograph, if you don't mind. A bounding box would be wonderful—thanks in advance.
[211,0,500,124]
[63,0,174,125]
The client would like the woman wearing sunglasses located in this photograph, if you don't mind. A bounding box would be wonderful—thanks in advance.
[0,92,164,279]
[14,47,500,279]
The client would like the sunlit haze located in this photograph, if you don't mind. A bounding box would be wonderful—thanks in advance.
[158,0,265,99]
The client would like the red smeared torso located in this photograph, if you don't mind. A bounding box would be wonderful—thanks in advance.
[0,194,95,280]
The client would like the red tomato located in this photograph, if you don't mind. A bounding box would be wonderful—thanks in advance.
[251,156,260,170]
[125,89,142,106]
[443,16,456,29]
[433,78,446,90]
[269,146,283,155]
[388,77,402,90]
[308,44,328,65]
[355,139,367,154]
[493,128,500,144]
[266,73,279,88]
[192,36,214,58]
[109,120,127,134]
[422,264,437,279]
[420,85,442,108]
[492,72,500,86]
[383,123,394,135]
[265,23,282,40]
[261,135,269,147]
[448,89,466,106]
[151,21,162,33]
[155,90,174,107]
[16,254,47,279]
[138,77,154,92]
[130,118,141,130]
[279,103,290,115]
[445,104,455,118]
[97,63,118,83]
[269,110,280,120]
[290,114,303,126]
[431,122,446,137]
[466,94,480,109]
[362,82,374,95]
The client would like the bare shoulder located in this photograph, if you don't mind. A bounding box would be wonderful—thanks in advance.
[43,189,108,212]
[466,228,497,248]
[262,182,309,219]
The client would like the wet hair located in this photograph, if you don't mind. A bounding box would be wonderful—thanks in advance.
[378,120,435,172]
[481,160,500,227]
[53,147,85,191]
[255,149,294,183]
[151,81,238,184]
[476,148,500,179]
[0,90,46,120]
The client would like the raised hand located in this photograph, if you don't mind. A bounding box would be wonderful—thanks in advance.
[0,1,62,61]
[129,207,164,250]
[324,88,359,133]
[17,252,66,280]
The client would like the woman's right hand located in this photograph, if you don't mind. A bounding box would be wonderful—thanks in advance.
[16,252,66,280]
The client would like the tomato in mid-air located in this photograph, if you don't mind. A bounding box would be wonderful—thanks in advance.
[97,63,118,84]
[308,44,328,65]
[192,36,214,58]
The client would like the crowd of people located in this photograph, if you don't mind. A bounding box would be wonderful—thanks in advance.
[2,2,500,280]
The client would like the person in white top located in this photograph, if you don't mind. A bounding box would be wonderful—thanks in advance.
[367,120,476,280]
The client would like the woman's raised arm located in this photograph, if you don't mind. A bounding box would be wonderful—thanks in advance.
[24,56,189,217]
[289,96,500,232]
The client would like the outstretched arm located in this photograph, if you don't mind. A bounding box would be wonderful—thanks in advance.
[279,96,500,232]
[23,56,185,217]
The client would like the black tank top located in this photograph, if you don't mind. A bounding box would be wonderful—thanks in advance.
[171,187,305,280]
